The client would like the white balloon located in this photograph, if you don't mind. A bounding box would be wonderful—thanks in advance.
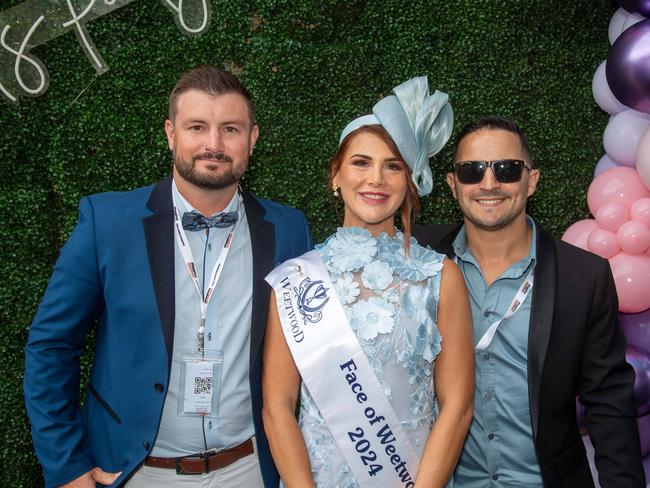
[592,61,627,114]
[637,126,650,191]
[608,7,645,45]
[604,109,650,167]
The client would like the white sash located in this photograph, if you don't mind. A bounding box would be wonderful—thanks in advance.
[266,250,420,488]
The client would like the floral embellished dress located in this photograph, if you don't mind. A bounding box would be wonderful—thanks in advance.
[285,227,446,488]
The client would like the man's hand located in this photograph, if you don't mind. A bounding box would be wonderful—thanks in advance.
[60,467,122,487]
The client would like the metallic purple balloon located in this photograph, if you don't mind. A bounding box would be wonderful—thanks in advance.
[606,19,650,113]
[621,309,650,349]
[627,346,650,415]
[576,397,587,433]
[617,0,650,16]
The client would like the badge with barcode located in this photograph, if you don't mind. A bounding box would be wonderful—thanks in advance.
[178,350,223,417]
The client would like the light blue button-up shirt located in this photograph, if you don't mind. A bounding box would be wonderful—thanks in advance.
[453,217,542,487]
[151,181,254,456]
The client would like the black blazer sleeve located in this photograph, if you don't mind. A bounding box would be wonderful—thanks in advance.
[578,259,644,487]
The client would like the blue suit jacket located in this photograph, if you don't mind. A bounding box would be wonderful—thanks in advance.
[24,176,312,487]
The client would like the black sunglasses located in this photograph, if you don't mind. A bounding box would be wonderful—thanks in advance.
[453,159,532,184]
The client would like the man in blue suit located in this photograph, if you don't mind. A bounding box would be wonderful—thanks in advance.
[24,66,312,488]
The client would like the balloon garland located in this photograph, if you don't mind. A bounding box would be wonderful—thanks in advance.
[562,3,650,484]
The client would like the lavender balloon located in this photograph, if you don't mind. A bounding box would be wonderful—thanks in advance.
[627,346,650,416]
[610,7,646,44]
[606,19,650,113]
[617,0,650,16]
[621,309,650,349]
[594,154,620,177]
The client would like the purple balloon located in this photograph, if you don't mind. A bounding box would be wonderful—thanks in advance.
[576,397,587,433]
[627,346,650,416]
[617,0,650,16]
[594,154,620,177]
[606,19,650,114]
[621,309,650,350]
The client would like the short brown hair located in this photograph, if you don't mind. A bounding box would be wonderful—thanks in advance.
[328,125,420,250]
[168,65,256,124]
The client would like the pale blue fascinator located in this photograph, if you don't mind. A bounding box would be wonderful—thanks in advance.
[339,76,453,197]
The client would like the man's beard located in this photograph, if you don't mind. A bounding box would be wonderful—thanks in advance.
[458,190,525,231]
[174,151,246,191]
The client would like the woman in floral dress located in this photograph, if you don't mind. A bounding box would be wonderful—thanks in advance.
[262,77,474,488]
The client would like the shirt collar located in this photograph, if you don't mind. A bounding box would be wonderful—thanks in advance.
[452,215,537,276]
[172,178,241,217]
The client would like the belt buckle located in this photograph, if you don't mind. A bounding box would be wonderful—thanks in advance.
[175,450,216,475]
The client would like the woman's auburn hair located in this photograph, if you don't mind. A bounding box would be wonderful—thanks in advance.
[327,124,421,252]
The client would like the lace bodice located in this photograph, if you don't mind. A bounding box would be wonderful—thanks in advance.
[287,227,445,488]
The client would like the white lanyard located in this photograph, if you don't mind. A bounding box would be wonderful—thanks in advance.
[455,255,534,351]
[172,194,240,352]
[474,268,534,351]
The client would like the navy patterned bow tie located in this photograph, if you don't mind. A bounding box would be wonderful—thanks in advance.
[181,210,238,231]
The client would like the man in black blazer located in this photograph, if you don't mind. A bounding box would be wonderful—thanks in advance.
[413,116,643,487]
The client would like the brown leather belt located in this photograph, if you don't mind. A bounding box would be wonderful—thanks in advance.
[144,438,254,474]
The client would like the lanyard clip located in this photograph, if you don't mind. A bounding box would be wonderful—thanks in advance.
[198,317,206,353]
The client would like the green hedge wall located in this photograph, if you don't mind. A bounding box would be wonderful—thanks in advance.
[0,0,614,485]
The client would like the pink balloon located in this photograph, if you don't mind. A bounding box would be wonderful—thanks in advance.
[617,220,650,253]
[604,110,650,167]
[595,202,630,231]
[594,154,620,177]
[631,197,650,226]
[587,166,650,215]
[637,126,650,190]
[561,219,600,251]
[610,253,650,312]
[593,61,627,115]
[588,229,621,258]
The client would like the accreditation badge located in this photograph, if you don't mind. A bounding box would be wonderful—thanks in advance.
[177,350,223,417]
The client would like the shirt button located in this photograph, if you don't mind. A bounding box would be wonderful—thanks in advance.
[154,383,164,393]
[143,441,150,450]
[488,433,495,440]
[207,332,212,341]
[492,473,499,480]
[483,311,489,317]
[482,353,490,361]
[485,393,492,401]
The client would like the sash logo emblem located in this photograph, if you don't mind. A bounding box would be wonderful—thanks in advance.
[295,277,330,323]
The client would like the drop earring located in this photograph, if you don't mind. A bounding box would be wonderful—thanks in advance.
[332,184,340,197]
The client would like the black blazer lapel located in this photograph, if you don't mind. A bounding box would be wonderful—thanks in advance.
[242,191,275,371]
[143,175,176,372]
[527,223,557,440]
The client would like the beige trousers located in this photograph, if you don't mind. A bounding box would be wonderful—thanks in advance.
[126,444,264,488]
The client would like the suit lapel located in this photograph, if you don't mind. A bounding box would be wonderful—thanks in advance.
[242,191,275,371]
[436,223,462,259]
[527,223,557,439]
[143,175,175,372]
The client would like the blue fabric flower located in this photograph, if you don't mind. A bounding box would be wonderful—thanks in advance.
[326,227,377,273]
[334,273,360,304]
[382,287,400,304]
[403,284,430,324]
[389,236,444,282]
[361,260,393,291]
[415,319,442,363]
[350,297,396,340]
